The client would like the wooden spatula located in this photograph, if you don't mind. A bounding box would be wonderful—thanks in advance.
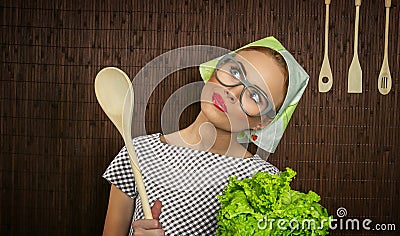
[378,0,392,95]
[348,0,362,93]
[318,0,333,93]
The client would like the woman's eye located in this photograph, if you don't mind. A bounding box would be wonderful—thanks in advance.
[230,67,241,80]
[250,91,261,103]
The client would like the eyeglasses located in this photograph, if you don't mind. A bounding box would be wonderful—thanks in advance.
[215,54,276,118]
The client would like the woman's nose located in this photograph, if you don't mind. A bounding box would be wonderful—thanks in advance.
[224,86,242,104]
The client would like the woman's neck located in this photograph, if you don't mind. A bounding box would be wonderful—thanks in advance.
[162,112,252,158]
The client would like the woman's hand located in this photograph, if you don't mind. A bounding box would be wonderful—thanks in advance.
[132,200,164,236]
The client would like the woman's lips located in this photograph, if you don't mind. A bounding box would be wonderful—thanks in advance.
[212,92,227,113]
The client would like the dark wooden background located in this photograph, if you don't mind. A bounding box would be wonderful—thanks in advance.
[1,0,399,235]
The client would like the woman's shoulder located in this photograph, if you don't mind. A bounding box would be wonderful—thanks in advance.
[246,154,280,175]
[133,133,161,142]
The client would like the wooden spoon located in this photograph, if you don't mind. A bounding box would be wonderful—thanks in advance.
[378,0,392,95]
[95,67,153,219]
[348,0,362,93]
[319,0,333,93]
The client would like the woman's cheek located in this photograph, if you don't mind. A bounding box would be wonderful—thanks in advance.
[201,77,251,132]
[226,106,251,132]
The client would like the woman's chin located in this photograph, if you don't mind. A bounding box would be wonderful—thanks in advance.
[200,104,251,133]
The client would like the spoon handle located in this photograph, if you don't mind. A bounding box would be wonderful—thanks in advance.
[353,2,360,55]
[125,138,153,219]
[384,3,390,61]
[324,1,330,56]
[122,83,153,219]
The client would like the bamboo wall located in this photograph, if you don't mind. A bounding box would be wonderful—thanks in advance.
[1,0,399,235]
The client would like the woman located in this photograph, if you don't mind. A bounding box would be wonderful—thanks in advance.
[102,36,309,235]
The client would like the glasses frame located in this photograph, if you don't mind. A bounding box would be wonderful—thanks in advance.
[215,54,276,119]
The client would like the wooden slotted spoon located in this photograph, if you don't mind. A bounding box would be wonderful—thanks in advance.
[95,67,153,219]
[378,0,392,95]
[319,0,333,93]
[348,0,362,93]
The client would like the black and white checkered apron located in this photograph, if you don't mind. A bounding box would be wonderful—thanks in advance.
[103,133,279,235]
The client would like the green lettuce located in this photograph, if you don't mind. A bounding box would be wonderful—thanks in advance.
[216,168,332,236]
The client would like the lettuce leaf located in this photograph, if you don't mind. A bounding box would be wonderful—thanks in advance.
[217,168,332,236]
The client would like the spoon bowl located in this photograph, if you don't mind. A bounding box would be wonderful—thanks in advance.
[95,67,130,135]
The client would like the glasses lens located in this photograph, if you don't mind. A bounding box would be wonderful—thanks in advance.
[216,57,243,86]
[241,87,275,117]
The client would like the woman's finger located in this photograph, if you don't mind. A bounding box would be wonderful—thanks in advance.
[151,200,162,220]
[133,229,165,236]
[132,219,162,230]
[133,228,165,236]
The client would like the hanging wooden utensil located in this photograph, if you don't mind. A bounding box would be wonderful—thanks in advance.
[319,0,333,93]
[348,0,362,93]
[378,0,392,95]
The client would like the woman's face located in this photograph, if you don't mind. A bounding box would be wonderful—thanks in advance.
[200,49,286,133]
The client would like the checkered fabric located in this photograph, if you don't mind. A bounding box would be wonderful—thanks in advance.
[103,133,279,235]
